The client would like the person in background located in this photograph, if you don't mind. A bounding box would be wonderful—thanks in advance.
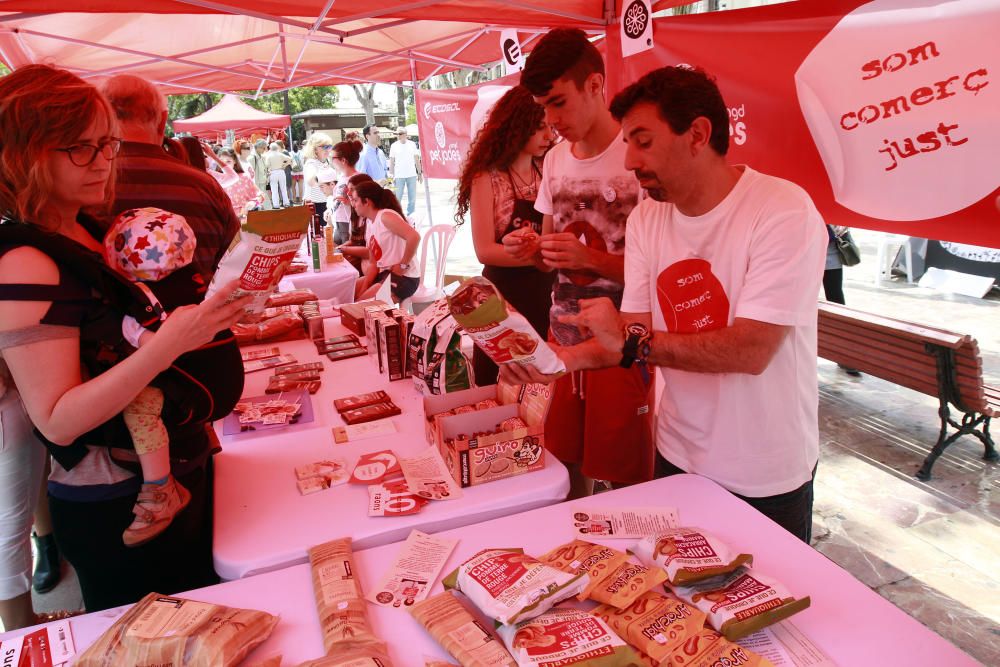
[455,86,556,385]
[389,129,421,217]
[358,124,388,184]
[823,225,861,376]
[290,141,304,204]
[506,28,654,497]
[265,142,292,209]
[214,148,264,220]
[0,64,250,611]
[326,139,363,245]
[234,139,253,173]
[337,173,375,275]
[177,136,207,172]
[350,181,420,302]
[249,139,270,205]
[100,74,239,280]
[302,132,335,230]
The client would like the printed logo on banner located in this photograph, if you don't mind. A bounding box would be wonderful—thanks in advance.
[423,102,432,119]
[794,0,998,221]
[620,0,654,58]
[656,258,729,333]
[500,29,525,73]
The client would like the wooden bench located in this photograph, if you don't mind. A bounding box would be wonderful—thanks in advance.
[817,302,998,480]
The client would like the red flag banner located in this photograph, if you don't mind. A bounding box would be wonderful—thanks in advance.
[415,73,521,180]
[615,0,999,248]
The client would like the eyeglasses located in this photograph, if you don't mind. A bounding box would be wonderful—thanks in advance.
[55,137,122,167]
[321,144,334,150]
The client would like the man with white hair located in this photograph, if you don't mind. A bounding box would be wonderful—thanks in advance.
[264,141,292,208]
[100,75,239,279]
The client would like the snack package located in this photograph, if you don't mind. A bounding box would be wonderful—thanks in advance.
[447,277,565,376]
[631,528,752,586]
[660,628,775,667]
[538,541,665,608]
[497,608,641,667]
[409,300,473,395]
[443,549,588,625]
[670,567,810,641]
[591,591,706,664]
[266,289,318,308]
[327,346,368,362]
[334,390,393,413]
[75,592,278,667]
[274,362,324,376]
[341,401,401,425]
[409,591,516,667]
[232,311,305,344]
[308,538,378,651]
[266,378,321,394]
[295,642,395,667]
[207,207,312,318]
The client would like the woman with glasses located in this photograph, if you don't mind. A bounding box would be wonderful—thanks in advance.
[0,65,250,613]
[324,139,363,245]
[302,132,335,231]
[455,86,557,384]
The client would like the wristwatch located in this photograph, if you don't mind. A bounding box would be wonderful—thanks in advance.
[619,322,652,369]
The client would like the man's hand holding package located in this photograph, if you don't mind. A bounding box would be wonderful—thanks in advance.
[559,298,626,356]
[539,232,592,270]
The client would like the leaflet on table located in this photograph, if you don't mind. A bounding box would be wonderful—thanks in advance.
[737,622,835,666]
[243,354,297,373]
[571,506,679,539]
[333,419,398,444]
[400,446,463,501]
[350,450,402,484]
[366,530,458,608]
[0,619,75,666]
[368,479,429,516]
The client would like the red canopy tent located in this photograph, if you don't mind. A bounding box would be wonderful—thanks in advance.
[172,94,289,137]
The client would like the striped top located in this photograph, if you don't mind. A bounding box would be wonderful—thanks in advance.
[107,141,240,280]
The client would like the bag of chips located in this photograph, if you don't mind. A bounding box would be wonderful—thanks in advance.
[207,207,312,319]
[409,591,516,667]
[538,540,666,609]
[631,528,752,586]
[308,538,379,652]
[443,549,588,625]
[447,277,564,376]
[591,591,705,664]
[295,642,395,666]
[497,608,642,667]
[670,567,811,640]
[75,592,278,667]
[408,299,473,395]
[658,628,776,667]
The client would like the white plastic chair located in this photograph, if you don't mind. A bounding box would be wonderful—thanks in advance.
[402,224,456,313]
[874,233,914,285]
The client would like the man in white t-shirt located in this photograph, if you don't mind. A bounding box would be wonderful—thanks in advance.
[388,129,421,217]
[504,28,655,498]
[507,66,826,543]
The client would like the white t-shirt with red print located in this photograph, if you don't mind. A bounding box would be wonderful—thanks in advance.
[620,166,826,497]
[535,133,642,346]
[367,210,420,278]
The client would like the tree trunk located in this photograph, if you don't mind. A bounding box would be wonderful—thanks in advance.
[351,83,377,126]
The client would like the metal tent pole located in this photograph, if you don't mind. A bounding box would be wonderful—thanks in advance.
[410,55,435,231]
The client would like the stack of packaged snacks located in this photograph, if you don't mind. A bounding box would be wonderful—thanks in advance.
[75,592,278,667]
[300,299,341,340]
[591,591,706,663]
[371,309,414,381]
[497,608,642,667]
[316,334,367,362]
[442,549,589,626]
[266,361,324,394]
[538,540,666,608]
[308,538,383,654]
[266,289,318,308]
[295,643,395,666]
[232,311,305,345]
[409,592,516,667]
[334,390,402,425]
[340,300,389,337]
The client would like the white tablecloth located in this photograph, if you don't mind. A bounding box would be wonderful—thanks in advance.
[278,259,357,304]
[4,475,976,666]
[213,326,570,579]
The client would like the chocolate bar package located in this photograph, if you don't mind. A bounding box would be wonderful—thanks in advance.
[326,346,367,362]
[334,390,392,413]
[273,362,324,376]
[315,334,359,352]
[340,300,388,337]
[273,370,321,382]
[341,401,401,425]
[265,378,321,394]
[378,316,405,382]
[319,340,363,355]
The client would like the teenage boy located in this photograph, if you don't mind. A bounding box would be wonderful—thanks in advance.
[505,28,654,497]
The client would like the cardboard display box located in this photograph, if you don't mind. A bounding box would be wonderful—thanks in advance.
[423,382,551,487]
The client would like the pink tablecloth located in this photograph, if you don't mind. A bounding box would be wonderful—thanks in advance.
[3,475,977,666]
